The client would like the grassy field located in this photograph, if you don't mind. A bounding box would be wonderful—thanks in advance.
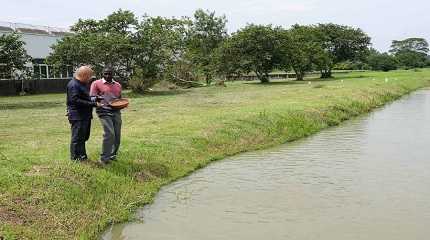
[1,69,430,239]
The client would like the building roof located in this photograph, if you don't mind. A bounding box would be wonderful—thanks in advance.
[0,21,73,59]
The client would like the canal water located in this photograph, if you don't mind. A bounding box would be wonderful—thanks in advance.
[103,90,430,240]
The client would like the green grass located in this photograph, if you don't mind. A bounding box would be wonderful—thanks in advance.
[1,69,430,239]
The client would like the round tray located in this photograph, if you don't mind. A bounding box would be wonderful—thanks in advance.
[109,98,129,110]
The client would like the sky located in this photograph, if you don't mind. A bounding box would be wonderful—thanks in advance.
[0,0,429,51]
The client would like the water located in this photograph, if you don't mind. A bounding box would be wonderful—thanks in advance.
[103,90,430,240]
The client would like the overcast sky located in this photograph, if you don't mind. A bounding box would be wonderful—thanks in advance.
[1,0,428,51]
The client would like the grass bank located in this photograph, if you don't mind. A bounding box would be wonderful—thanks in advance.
[1,69,430,239]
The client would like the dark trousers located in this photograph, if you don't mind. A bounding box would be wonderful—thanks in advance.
[69,119,91,160]
[99,111,122,161]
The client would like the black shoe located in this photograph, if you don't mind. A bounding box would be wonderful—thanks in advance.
[71,156,87,162]
[110,155,117,161]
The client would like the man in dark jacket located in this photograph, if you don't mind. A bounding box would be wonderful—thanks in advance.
[66,66,100,161]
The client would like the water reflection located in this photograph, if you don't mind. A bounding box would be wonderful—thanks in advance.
[103,91,430,240]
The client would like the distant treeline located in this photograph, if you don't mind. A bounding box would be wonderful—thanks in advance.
[1,9,429,90]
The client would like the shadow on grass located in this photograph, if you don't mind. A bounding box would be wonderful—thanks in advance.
[334,74,372,80]
[0,101,63,110]
[123,89,189,99]
[243,78,340,86]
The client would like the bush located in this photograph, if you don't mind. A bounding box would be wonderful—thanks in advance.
[333,61,370,70]
[395,50,427,69]
[128,68,160,92]
[164,60,202,88]
[368,53,398,71]
[129,62,204,93]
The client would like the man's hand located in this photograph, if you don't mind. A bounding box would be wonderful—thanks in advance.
[96,102,103,107]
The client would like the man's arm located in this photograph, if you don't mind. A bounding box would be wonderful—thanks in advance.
[69,85,96,107]
[90,81,100,97]
[119,83,122,99]
[90,82,99,97]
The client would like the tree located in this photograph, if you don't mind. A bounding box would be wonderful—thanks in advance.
[48,9,137,80]
[71,9,137,35]
[186,9,228,85]
[0,32,30,79]
[216,25,282,83]
[278,25,329,80]
[367,50,398,71]
[48,34,97,71]
[131,16,188,91]
[70,19,101,34]
[316,23,371,78]
[389,38,429,69]
[395,50,428,69]
[389,38,429,55]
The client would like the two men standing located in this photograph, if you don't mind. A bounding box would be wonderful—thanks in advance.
[66,66,123,164]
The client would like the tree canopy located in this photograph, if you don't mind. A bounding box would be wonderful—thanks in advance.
[279,25,329,80]
[389,38,429,69]
[45,8,430,90]
[216,24,283,83]
[0,32,30,78]
[390,38,429,55]
[186,9,227,84]
[130,16,188,91]
[48,9,137,80]
[367,50,398,72]
[315,23,371,78]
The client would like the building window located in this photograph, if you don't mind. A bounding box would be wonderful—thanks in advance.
[33,65,41,79]
[48,65,55,78]
[68,66,74,78]
[40,65,47,79]
[31,63,73,79]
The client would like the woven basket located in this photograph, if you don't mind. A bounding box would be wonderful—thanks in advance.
[109,98,129,110]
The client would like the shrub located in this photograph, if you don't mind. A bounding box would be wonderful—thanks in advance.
[368,53,398,71]
[128,68,160,92]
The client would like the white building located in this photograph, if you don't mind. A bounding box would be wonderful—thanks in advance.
[0,21,74,79]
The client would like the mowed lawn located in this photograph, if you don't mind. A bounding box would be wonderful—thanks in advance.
[1,70,430,239]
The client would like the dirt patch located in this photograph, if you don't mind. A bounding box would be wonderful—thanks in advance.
[0,205,24,225]
[24,165,51,177]
[0,197,49,227]
[135,170,153,182]
[0,198,32,225]
[135,162,169,182]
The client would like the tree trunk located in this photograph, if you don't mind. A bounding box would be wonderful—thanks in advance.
[320,68,332,79]
[205,73,212,85]
[256,71,270,83]
[260,73,270,83]
[260,76,269,83]
[294,69,304,81]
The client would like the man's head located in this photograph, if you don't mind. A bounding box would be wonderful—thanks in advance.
[103,67,114,82]
[75,66,94,84]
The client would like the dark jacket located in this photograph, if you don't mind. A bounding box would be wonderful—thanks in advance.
[66,78,96,121]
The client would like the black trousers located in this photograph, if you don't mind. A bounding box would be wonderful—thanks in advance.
[69,119,91,160]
